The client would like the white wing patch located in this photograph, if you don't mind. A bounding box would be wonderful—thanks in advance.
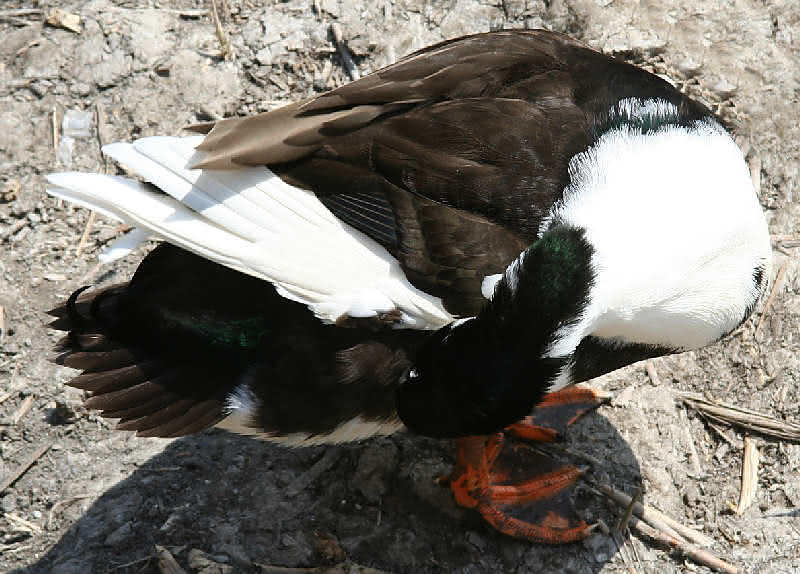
[47,136,454,330]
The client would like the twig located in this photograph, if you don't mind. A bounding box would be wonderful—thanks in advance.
[286,448,339,497]
[330,23,359,80]
[75,211,96,256]
[209,0,234,61]
[678,392,800,442]
[4,512,42,534]
[616,487,642,533]
[0,304,5,346]
[680,407,704,478]
[11,395,34,424]
[156,545,187,574]
[0,377,24,406]
[51,106,59,157]
[771,234,800,243]
[610,529,641,574]
[599,483,715,547]
[628,515,741,574]
[0,9,42,17]
[95,101,109,172]
[1,218,30,242]
[735,436,758,514]
[0,442,52,494]
[0,14,31,26]
[754,259,787,338]
[107,555,154,572]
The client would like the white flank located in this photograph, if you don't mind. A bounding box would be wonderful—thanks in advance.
[216,384,404,446]
[542,99,771,371]
[47,136,454,329]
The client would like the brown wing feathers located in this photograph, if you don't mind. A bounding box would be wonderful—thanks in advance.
[186,31,610,314]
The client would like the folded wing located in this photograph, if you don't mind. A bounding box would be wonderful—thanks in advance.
[47,136,453,329]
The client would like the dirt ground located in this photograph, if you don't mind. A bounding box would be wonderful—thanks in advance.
[1,1,798,573]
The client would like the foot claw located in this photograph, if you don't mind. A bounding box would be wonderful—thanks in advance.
[449,386,605,543]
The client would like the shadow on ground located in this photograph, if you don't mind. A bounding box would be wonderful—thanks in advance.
[15,410,641,574]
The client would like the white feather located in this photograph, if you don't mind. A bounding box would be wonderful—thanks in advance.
[47,136,454,329]
[99,227,152,262]
[540,100,771,363]
[217,382,404,446]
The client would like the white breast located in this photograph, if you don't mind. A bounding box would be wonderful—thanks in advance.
[544,100,771,357]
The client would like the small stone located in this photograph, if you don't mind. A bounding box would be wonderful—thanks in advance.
[104,522,132,546]
[255,47,272,66]
[683,483,701,507]
[62,109,94,139]
[583,531,614,563]
[466,530,486,550]
[1,495,16,513]
[352,441,398,502]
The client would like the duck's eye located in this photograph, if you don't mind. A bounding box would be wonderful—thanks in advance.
[408,368,419,379]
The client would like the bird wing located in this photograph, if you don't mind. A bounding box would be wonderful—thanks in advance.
[47,136,453,330]
[191,31,609,314]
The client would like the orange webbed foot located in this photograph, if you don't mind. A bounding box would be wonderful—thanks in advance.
[449,386,607,543]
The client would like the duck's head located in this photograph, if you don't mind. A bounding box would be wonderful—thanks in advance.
[396,226,593,438]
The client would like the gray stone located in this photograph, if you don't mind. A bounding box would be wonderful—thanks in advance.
[352,441,398,503]
[103,521,133,546]
[62,109,94,139]
[94,49,132,89]
[255,47,273,67]
[126,8,176,71]
[23,39,62,79]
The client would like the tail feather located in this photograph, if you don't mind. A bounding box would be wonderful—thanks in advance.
[69,362,160,393]
[46,135,453,329]
[49,243,416,443]
[49,278,230,438]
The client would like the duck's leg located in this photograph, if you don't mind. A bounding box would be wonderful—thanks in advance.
[448,386,607,543]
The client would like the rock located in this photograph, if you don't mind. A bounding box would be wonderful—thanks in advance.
[126,9,176,71]
[62,109,94,139]
[683,483,701,507]
[94,49,132,89]
[352,442,398,503]
[23,39,62,79]
[255,47,273,66]
[103,521,132,546]
[583,532,615,563]
[168,50,241,119]
[104,491,143,526]
[1,494,17,513]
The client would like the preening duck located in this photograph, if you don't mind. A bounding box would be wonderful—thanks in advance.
[47,30,771,543]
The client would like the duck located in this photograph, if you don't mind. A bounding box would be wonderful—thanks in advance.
[46,30,771,543]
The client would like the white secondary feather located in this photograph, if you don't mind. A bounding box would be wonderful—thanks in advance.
[47,135,454,329]
[541,99,771,377]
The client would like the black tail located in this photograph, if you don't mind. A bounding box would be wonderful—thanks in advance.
[47,243,291,437]
[49,243,422,441]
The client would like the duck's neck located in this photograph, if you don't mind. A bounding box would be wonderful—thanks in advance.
[478,225,596,364]
[456,225,597,426]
